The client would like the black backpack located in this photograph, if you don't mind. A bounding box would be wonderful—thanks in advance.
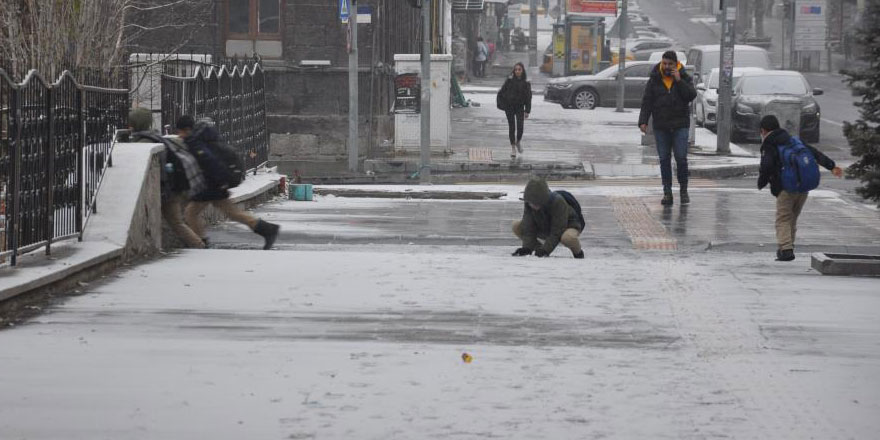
[554,190,586,230]
[193,124,245,189]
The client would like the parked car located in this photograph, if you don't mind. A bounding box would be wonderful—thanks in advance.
[686,44,771,85]
[695,67,765,128]
[731,70,823,143]
[544,61,654,109]
[647,50,687,65]
[631,40,676,59]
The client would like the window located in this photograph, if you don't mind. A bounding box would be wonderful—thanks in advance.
[227,0,281,39]
[625,64,651,78]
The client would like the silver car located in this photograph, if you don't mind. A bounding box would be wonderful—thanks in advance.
[695,67,765,129]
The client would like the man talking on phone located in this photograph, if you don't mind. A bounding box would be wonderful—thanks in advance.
[638,51,698,206]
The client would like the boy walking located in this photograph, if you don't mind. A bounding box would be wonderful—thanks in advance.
[757,115,842,261]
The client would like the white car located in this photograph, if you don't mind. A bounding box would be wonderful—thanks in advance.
[647,50,687,65]
[695,67,765,128]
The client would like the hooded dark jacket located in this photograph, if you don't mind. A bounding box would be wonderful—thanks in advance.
[638,62,697,130]
[498,73,532,113]
[758,128,836,197]
[519,179,583,254]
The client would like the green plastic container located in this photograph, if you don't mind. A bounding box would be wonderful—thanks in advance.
[289,183,313,201]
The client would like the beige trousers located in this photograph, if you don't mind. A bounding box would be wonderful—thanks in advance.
[184,199,258,239]
[776,190,809,251]
[512,220,582,253]
[162,192,205,249]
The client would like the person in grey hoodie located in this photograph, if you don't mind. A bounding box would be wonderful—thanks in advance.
[512,178,584,258]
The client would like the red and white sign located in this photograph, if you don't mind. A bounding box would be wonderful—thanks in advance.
[567,0,617,16]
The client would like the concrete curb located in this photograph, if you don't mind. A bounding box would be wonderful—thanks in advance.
[314,188,507,200]
[689,163,760,179]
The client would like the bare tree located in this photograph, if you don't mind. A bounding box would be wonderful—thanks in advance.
[0,0,213,81]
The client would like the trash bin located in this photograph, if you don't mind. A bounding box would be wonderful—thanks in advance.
[289,183,313,201]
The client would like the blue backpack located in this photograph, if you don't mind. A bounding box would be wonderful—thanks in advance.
[554,190,586,230]
[777,136,820,193]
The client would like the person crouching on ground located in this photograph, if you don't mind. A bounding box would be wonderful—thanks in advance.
[757,115,842,262]
[497,62,532,158]
[175,115,280,250]
[512,178,584,259]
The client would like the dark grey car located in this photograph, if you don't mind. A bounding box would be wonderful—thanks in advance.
[731,70,823,143]
[544,61,655,109]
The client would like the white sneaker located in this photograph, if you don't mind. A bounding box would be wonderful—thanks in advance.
[510,144,517,158]
[516,141,523,153]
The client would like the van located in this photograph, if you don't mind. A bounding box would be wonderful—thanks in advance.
[686,45,771,85]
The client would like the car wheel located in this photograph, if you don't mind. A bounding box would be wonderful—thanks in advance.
[572,88,598,110]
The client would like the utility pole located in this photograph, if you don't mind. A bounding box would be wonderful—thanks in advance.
[529,0,538,67]
[715,0,737,155]
[616,0,627,112]
[420,0,432,184]
[348,0,359,172]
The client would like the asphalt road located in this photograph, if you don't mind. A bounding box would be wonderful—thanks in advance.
[634,0,860,163]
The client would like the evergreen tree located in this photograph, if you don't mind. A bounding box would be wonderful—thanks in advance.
[842,0,880,206]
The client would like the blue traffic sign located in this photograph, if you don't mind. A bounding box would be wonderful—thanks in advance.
[340,0,350,23]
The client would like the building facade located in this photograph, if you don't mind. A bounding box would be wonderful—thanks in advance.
[130,0,450,175]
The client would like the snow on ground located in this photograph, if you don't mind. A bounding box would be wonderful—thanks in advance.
[0,246,878,439]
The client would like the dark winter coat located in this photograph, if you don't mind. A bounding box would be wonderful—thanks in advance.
[638,63,697,130]
[519,179,583,254]
[498,75,532,114]
[184,125,231,202]
[758,129,836,197]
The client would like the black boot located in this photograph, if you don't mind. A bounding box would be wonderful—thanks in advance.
[572,249,585,259]
[661,190,673,206]
[254,219,280,250]
[776,249,795,261]
[680,185,690,204]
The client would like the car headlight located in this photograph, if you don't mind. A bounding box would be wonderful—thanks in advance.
[706,99,717,107]
[736,103,754,114]
[802,102,818,113]
[554,83,573,89]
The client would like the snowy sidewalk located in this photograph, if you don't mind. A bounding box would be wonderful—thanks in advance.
[441,93,759,179]
[0,246,877,438]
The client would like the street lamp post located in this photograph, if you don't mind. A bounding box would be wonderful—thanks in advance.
[420,0,432,184]
[348,0,359,172]
[616,0,627,112]
[715,0,737,155]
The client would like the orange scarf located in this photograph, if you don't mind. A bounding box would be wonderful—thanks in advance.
[660,62,682,90]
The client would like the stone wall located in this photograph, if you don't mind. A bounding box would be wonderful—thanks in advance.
[123,154,164,260]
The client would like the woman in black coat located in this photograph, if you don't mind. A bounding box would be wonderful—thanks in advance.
[497,62,532,158]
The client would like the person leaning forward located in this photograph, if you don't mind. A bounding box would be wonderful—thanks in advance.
[175,115,280,250]
[128,107,206,249]
[512,178,584,259]
[757,115,842,262]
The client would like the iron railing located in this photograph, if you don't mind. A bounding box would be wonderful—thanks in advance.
[160,63,268,173]
[0,69,128,266]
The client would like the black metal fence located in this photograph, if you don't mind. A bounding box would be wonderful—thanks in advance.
[0,69,128,266]
[159,63,268,173]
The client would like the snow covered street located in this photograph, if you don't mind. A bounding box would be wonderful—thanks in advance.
[1,239,878,438]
